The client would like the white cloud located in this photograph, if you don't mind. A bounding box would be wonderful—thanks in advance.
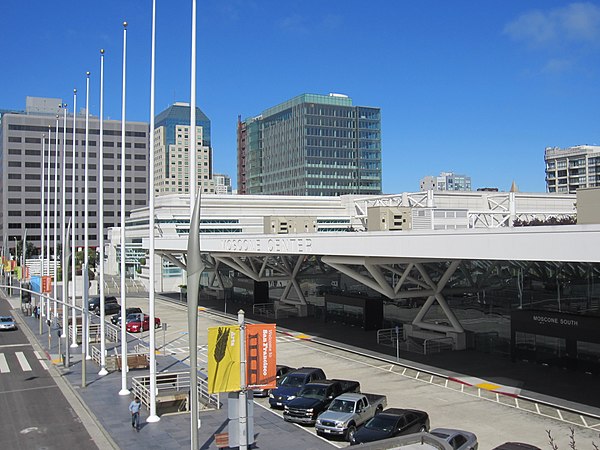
[541,58,573,74]
[504,2,600,47]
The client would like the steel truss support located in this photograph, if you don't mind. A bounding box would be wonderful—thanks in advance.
[321,256,465,333]
[210,254,309,306]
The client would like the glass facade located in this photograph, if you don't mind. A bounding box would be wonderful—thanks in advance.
[240,94,382,196]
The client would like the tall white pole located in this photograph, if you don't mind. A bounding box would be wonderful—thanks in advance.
[189,0,197,217]
[147,0,159,423]
[54,113,59,320]
[119,21,130,396]
[98,49,108,377]
[61,103,68,339]
[46,126,52,317]
[40,133,46,320]
[83,72,91,363]
[70,89,78,349]
[238,309,248,450]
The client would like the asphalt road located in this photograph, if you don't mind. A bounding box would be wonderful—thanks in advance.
[0,296,97,450]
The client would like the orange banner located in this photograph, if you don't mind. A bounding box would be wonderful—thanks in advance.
[245,323,277,389]
[10,260,16,272]
[41,276,52,293]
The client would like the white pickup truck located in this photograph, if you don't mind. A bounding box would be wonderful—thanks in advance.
[315,392,387,442]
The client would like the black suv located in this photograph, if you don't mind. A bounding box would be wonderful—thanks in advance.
[88,296,118,312]
[111,307,143,325]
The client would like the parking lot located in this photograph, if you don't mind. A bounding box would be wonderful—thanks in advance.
[120,295,600,448]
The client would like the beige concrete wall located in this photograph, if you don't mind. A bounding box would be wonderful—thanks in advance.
[577,187,600,224]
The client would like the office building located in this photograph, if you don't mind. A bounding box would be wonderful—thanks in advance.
[420,172,472,192]
[545,145,600,193]
[213,173,232,195]
[237,93,382,196]
[0,96,150,252]
[154,102,214,196]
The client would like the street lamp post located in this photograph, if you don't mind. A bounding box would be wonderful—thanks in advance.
[189,0,197,217]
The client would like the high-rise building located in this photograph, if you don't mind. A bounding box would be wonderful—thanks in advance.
[213,173,232,194]
[545,145,600,193]
[154,102,214,196]
[0,96,150,252]
[237,93,382,196]
[420,172,472,192]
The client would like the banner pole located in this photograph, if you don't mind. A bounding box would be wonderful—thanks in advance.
[238,309,247,450]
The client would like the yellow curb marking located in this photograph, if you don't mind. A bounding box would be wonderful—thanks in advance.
[294,334,312,340]
[475,382,501,391]
[52,359,62,364]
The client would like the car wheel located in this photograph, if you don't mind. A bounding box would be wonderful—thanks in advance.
[346,425,356,442]
[375,405,383,415]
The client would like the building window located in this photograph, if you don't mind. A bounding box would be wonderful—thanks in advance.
[8,161,22,167]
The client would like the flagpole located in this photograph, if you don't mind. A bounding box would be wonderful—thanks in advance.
[98,49,108,377]
[61,103,68,337]
[54,113,60,321]
[40,131,46,330]
[83,71,91,365]
[119,21,130,396]
[147,0,159,423]
[70,89,78,349]
[46,125,52,320]
[61,102,70,367]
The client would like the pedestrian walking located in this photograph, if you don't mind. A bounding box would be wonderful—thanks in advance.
[129,397,142,431]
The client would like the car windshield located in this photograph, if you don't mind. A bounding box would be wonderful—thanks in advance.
[431,431,450,439]
[126,313,143,323]
[0,317,13,323]
[364,415,397,432]
[298,386,327,400]
[279,374,306,387]
[329,399,354,413]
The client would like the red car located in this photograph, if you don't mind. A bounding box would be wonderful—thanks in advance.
[125,313,161,333]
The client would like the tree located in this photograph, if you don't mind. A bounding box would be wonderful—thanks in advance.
[15,240,37,259]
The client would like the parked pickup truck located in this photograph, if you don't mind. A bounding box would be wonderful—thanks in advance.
[315,392,387,441]
[283,379,360,425]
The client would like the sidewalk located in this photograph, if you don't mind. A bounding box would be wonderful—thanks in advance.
[9,295,334,450]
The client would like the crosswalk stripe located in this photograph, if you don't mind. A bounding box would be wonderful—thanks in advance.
[38,360,49,370]
[16,352,32,371]
[0,354,9,373]
[34,351,43,359]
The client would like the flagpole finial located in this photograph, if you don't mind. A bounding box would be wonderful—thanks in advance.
[100,49,105,54]
[86,71,90,77]
[123,21,128,28]
[74,88,77,94]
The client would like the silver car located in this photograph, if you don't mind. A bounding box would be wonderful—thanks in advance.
[0,316,17,331]
[429,428,478,450]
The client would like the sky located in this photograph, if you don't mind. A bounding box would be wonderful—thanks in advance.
[1,0,599,193]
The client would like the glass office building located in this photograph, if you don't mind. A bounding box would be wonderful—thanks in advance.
[237,93,382,196]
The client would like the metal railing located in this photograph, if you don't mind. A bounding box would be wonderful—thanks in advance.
[423,336,454,354]
[376,327,402,348]
[131,371,220,412]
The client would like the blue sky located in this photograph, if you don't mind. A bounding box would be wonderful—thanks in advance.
[1,1,599,193]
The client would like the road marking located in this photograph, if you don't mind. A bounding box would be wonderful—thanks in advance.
[0,343,30,349]
[38,359,49,370]
[0,384,59,396]
[16,352,32,371]
[34,351,43,359]
[0,354,9,373]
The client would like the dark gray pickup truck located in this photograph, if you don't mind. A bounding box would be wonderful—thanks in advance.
[283,379,360,425]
